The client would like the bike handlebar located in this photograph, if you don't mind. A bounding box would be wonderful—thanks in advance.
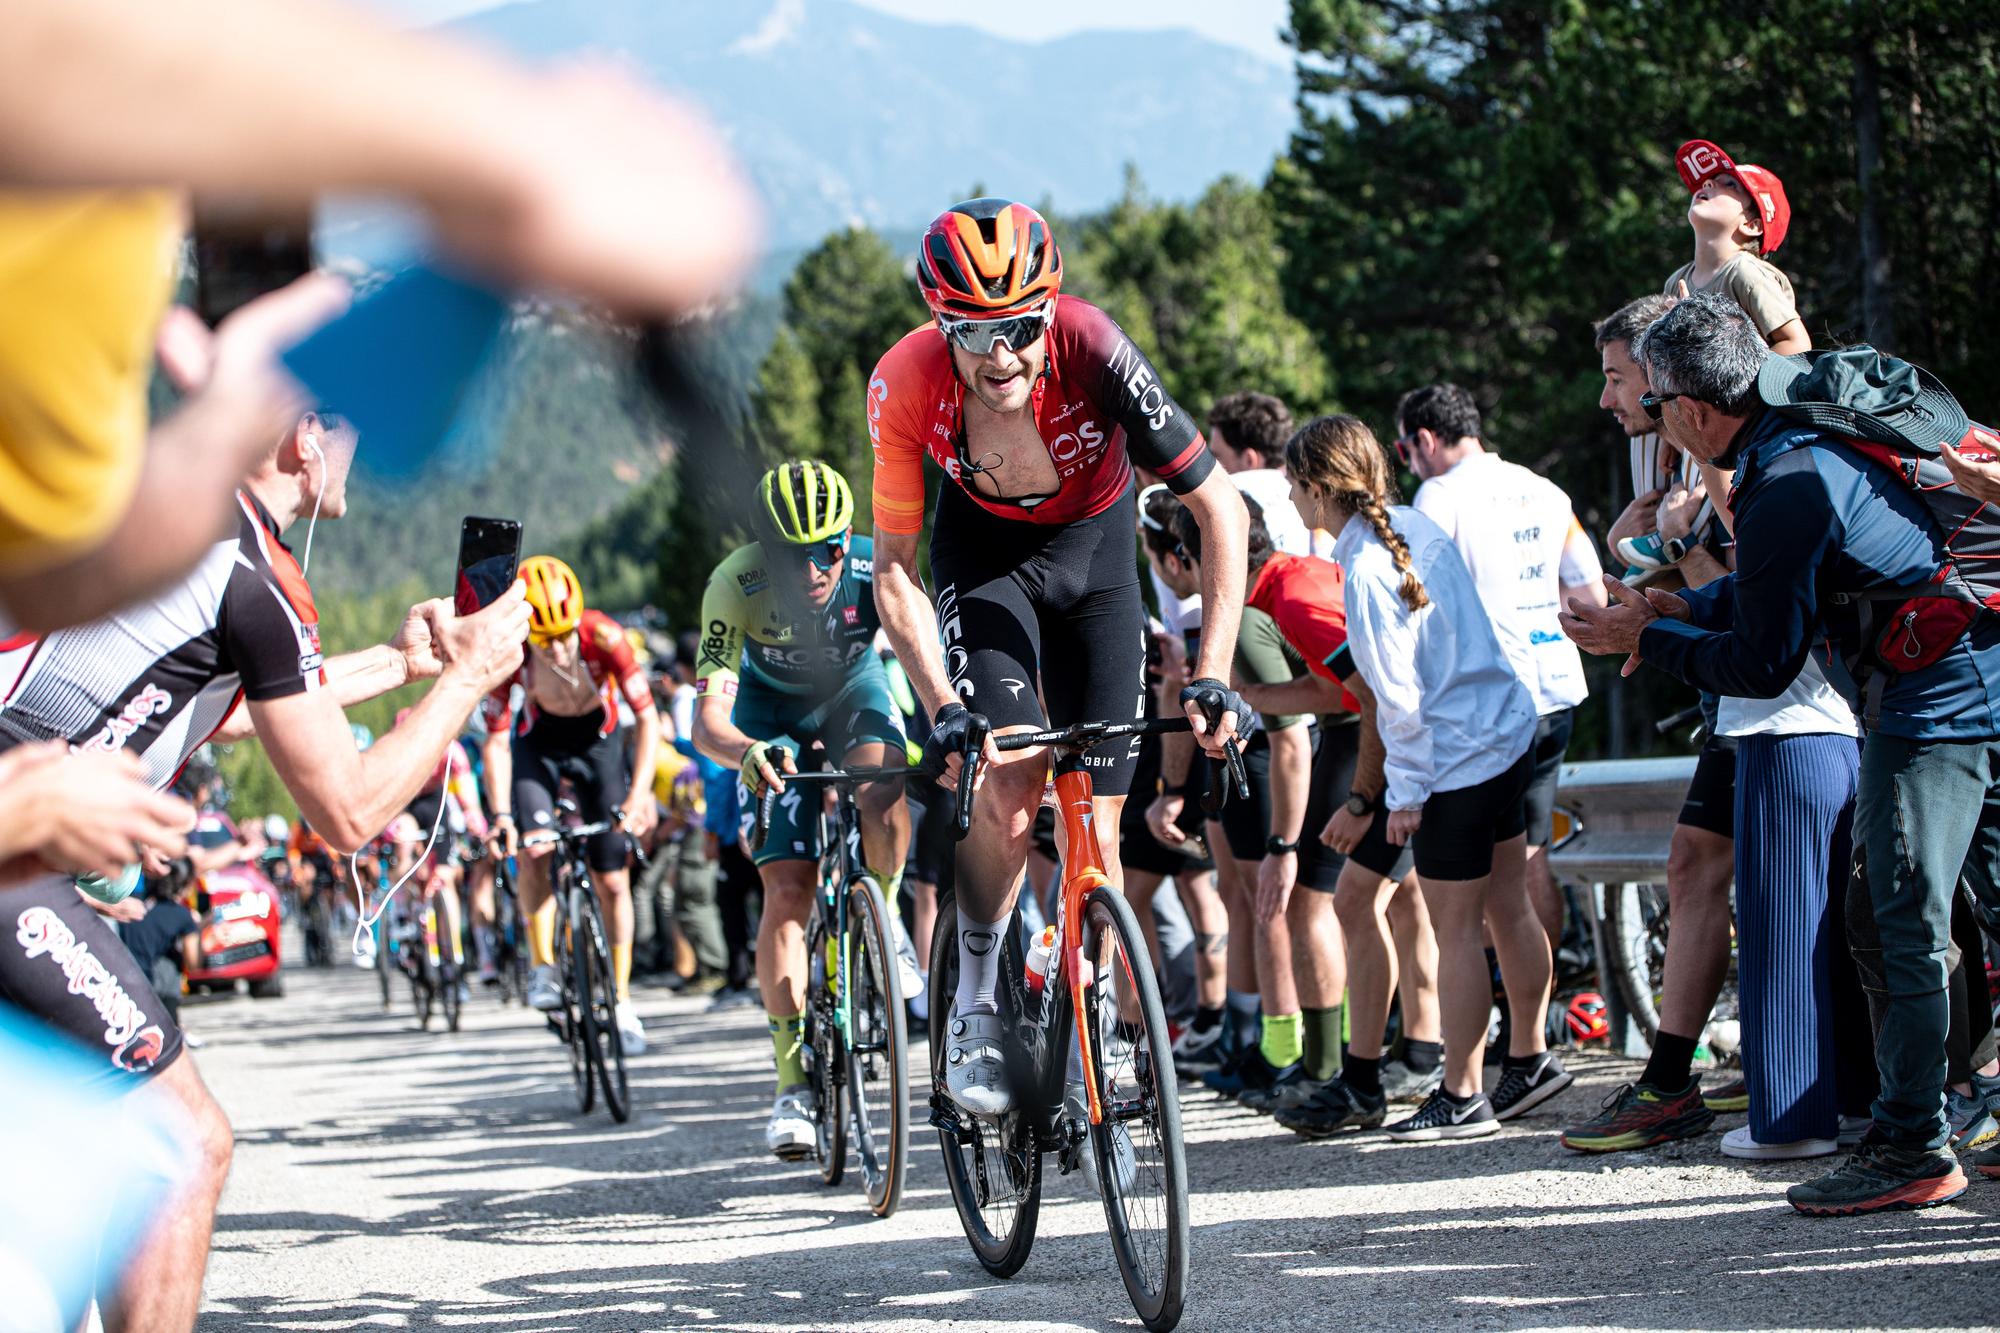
[748,763,914,856]
[517,808,648,870]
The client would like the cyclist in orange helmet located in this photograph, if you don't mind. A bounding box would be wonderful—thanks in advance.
[482,555,659,1056]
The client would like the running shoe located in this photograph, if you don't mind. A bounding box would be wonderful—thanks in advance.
[943,1008,1012,1116]
[766,1085,816,1161]
[1947,1088,1998,1150]
[525,963,563,1012]
[1559,1080,1714,1153]
[1171,1022,1228,1076]
[1385,1088,1500,1141]
[707,983,760,1011]
[1488,1050,1575,1121]
[1380,1055,1444,1104]
[1967,1141,2000,1181]
[615,1003,647,1056]
[1275,1076,1387,1138]
[1974,1069,2000,1118]
[1720,1126,1837,1160]
[1205,1046,1287,1106]
[1702,1076,1749,1113]
[1065,1081,1136,1198]
[1786,1134,1967,1216]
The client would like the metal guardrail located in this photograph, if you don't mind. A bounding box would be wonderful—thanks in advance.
[1547,756,1698,886]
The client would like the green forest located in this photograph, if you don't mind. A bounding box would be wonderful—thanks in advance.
[219,0,2000,813]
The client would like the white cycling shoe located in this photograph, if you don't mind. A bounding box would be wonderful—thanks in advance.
[526,963,562,1012]
[766,1085,816,1161]
[944,1008,1013,1117]
[615,1004,647,1056]
[1065,1080,1138,1199]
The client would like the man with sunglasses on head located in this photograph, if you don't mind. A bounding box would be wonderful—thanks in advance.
[690,460,913,1161]
[483,555,659,1058]
[869,197,1250,1120]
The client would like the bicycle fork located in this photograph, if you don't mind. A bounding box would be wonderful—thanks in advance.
[1053,767,1110,1127]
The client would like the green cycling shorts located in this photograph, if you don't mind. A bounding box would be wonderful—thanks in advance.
[733,658,906,866]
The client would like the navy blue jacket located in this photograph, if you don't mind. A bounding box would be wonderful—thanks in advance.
[1640,409,2000,742]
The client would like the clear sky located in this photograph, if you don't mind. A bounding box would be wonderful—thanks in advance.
[361,0,1294,66]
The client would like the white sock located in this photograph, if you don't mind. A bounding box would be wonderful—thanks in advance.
[954,906,1007,1017]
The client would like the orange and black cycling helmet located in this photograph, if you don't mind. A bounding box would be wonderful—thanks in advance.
[519,555,583,643]
[916,198,1063,318]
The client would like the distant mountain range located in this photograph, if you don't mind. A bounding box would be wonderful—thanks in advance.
[445,0,1297,249]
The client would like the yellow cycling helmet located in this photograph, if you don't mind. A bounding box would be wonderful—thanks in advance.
[755,460,855,546]
[519,555,584,642]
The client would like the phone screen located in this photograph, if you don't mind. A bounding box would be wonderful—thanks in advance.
[454,517,522,617]
[192,203,314,327]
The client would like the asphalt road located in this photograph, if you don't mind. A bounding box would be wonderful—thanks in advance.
[195,958,2000,1331]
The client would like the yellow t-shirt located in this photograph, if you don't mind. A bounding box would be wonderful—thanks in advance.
[0,190,182,576]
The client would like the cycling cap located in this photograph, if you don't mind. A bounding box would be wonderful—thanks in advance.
[755,460,854,545]
[520,554,584,640]
[916,198,1062,318]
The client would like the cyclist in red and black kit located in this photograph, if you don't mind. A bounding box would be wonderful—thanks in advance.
[870,197,1250,1116]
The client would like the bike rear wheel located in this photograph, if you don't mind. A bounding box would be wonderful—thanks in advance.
[805,914,848,1185]
[579,886,631,1124]
[843,877,909,1217]
[1601,882,1666,1042]
[1081,886,1189,1332]
[929,895,1040,1276]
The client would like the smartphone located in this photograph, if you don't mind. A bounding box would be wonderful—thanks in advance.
[192,202,314,327]
[454,517,522,617]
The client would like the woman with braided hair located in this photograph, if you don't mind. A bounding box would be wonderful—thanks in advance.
[1285,415,1562,1141]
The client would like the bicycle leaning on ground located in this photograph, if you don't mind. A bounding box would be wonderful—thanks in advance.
[752,759,911,1218]
[927,714,1245,1333]
[522,802,645,1124]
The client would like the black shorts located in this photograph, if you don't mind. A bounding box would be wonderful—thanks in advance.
[1676,733,1739,838]
[513,709,629,873]
[406,788,468,842]
[1299,719,1356,893]
[1211,728,1339,894]
[930,482,1147,797]
[1,878,184,1085]
[1119,730,1213,877]
[1522,708,1575,850]
[1411,747,1534,882]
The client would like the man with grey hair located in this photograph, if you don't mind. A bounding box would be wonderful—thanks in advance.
[1563,290,2000,1214]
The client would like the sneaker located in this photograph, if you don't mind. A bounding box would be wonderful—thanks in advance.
[1241,1061,1313,1115]
[478,961,500,986]
[766,1084,816,1161]
[1560,1080,1714,1154]
[1385,1088,1500,1141]
[1721,1125,1837,1160]
[1838,1115,1872,1148]
[615,1003,647,1056]
[1973,1069,2000,1118]
[1171,1023,1228,1076]
[1967,1141,2000,1180]
[1703,1076,1748,1113]
[1615,532,1670,573]
[1786,1135,1968,1216]
[1947,1088,1999,1150]
[1275,1076,1387,1138]
[525,963,563,1012]
[708,983,760,1011]
[1380,1055,1443,1104]
[1488,1050,1575,1121]
[891,918,924,1002]
[1064,1081,1137,1198]
[1206,1047,1287,1107]
[944,1008,1012,1116]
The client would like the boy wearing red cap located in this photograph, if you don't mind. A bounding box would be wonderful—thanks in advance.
[1664,139,1811,356]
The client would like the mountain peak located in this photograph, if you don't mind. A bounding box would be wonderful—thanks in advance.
[726,0,805,56]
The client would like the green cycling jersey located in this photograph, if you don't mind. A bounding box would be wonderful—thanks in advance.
[695,536,883,699]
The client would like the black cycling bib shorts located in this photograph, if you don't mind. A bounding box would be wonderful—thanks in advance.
[512,709,630,873]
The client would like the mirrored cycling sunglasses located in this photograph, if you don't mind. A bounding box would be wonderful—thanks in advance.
[936,301,1053,356]
[800,531,850,572]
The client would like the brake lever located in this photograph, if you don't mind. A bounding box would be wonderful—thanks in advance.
[752,787,776,857]
[951,713,991,842]
[1223,737,1249,801]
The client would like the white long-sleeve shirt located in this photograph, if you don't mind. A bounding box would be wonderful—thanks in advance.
[1335,505,1536,812]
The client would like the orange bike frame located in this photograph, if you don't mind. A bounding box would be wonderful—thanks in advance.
[1053,767,1112,1126]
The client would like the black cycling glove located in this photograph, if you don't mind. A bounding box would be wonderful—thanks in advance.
[921,702,986,780]
[1180,677,1253,742]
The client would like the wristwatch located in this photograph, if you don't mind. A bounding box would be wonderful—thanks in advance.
[1264,834,1299,856]
[1345,792,1371,817]
[1660,534,1690,564]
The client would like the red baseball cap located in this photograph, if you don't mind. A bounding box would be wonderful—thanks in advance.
[1675,139,1790,254]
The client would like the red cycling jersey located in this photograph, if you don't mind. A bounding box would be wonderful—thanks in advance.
[482,607,651,738]
[1248,552,1361,715]
[868,294,1214,534]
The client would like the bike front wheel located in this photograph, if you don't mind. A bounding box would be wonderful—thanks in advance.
[1080,886,1190,1332]
[557,889,594,1115]
[578,887,630,1124]
[929,895,1041,1276]
[842,877,909,1217]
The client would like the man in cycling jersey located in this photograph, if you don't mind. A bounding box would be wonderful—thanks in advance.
[869,198,1250,1117]
[483,555,659,1057]
[690,461,912,1159]
[0,404,528,1331]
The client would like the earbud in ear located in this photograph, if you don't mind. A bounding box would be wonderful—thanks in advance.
[302,434,321,458]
